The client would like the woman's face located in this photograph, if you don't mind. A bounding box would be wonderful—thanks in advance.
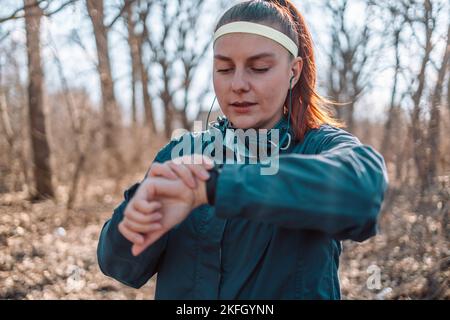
[213,30,302,130]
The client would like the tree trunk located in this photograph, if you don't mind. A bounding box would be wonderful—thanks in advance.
[346,101,355,133]
[87,0,125,177]
[162,91,174,139]
[24,0,54,199]
[160,60,174,138]
[86,0,120,150]
[411,0,433,193]
[125,3,138,126]
[137,39,155,133]
[447,60,450,122]
[426,24,450,188]
[381,28,401,160]
[137,17,156,133]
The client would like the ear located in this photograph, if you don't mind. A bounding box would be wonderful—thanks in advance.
[290,57,303,86]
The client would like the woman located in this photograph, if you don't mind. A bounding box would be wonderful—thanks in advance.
[97,0,388,299]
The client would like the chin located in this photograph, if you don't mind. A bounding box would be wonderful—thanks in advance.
[228,116,258,129]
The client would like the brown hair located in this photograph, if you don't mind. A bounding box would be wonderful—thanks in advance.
[215,0,342,141]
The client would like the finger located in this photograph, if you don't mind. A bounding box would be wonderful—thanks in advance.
[175,155,214,169]
[134,179,156,201]
[167,162,196,188]
[118,221,144,245]
[186,164,210,181]
[201,156,215,169]
[143,179,157,200]
[148,162,178,179]
[132,200,162,215]
[125,207,163,224]
[123,218,163,234]
[192,155,214,169]
[132,229,167,256]
[150,177,192,200]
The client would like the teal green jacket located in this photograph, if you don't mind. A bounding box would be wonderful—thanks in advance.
[97,117,388,299]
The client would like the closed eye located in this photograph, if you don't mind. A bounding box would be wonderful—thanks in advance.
[216,67,270,73]
[252,68,270,73]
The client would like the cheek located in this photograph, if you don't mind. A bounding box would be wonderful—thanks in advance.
[213,74,227,95]
[213,76,230,112]
[212,74,219,92]
[254,77,287,107]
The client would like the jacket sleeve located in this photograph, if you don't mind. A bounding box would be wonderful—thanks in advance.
[97,140,177,288]
[214,127,389,242]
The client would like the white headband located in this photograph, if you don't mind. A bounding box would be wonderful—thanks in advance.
[214,21,298,57]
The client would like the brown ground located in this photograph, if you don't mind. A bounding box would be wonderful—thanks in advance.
[0,176,448,300]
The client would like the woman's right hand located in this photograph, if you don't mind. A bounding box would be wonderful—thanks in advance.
[118,196,163,246]
[147,155,214,188]
[120,173,206,256]
[118,155,214,256]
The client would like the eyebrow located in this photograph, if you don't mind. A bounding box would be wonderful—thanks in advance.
[214,52,276,62]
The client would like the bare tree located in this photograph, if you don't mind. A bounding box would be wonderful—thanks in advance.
[0,0,78,24]
[143,0,221,137]
[125,0,156,132]
[175,0,212,130]
[410,0,435,191]
[426,23,449,187]
[0,39,34,193]
[47,31,95,209]
[447,58,450,119]
[0,75,31,193]
[24,0,54,199]
[86,0,127,177]
[145,0,177,138]
[379,1,409,160]
[325,0,384,132]
[376,0,448,192]
[124,0,140,126]
[86,0,121,150]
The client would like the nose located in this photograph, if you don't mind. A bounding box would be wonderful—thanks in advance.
[231,69,250,93]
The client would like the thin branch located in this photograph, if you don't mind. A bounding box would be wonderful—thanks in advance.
[105,0,138,30]
[0,31,11,43]
[0,0,78,23]
[0,0,47,23]
[44,0,79,17]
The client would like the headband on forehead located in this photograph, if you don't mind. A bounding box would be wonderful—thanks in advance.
[214,21,299,57]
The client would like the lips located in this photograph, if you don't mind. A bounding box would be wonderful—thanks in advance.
[230,102,256,114]
[230,102,257,108]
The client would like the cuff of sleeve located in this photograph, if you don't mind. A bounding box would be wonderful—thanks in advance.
[108,201,134,251]
[124,183,140,201]
[107,183,140,251]
[214,164,245,219]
